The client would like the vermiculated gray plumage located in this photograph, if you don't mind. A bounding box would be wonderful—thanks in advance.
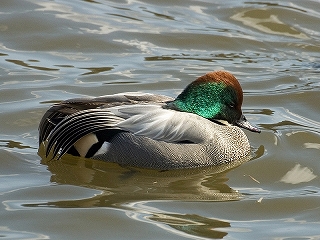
[93,128,250,169]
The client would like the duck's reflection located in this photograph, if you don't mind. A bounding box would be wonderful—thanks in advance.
[126,206,230,239]
[40,155,249,203]
[37,147,254,239]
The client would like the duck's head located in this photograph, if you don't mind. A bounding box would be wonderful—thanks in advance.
[169,71,260,133]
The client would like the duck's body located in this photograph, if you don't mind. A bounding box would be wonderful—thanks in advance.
[39,71,260,170]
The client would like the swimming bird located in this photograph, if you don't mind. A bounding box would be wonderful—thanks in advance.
[38,71,260,169]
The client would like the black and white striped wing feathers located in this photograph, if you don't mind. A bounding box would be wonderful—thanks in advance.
[45,109,123,159]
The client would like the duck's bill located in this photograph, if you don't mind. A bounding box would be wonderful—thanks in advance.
[236,115,261,133]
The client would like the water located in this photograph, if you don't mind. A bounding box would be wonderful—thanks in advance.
[1,0,320,239]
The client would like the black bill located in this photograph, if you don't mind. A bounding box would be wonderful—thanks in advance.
[235,115,261,133]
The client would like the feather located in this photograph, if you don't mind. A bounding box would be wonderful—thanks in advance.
[113,104,208,143]
[46,109,123,159]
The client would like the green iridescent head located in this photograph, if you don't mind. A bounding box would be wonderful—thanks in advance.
[169,71,260,133]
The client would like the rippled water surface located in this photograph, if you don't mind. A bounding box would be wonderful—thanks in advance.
[1,0,320,239]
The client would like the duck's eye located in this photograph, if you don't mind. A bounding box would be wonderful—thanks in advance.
[228,103,235,108]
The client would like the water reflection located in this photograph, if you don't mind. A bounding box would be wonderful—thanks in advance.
[125,205,230,239]
[260,108,320,134]
[280,164,317,184]
[231,8,308,39]
[32,154,253,239]
[0,140,31,149]
[80,66,114,75]
[0,226,49,240]
[150,213,229,239]
[5,59,59,72]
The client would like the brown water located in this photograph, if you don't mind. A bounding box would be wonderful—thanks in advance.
[1,0,320,239]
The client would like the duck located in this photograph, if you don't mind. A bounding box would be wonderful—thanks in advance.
[38,70,260,170]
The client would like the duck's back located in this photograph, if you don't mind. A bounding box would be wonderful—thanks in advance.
[39,93,173,145]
